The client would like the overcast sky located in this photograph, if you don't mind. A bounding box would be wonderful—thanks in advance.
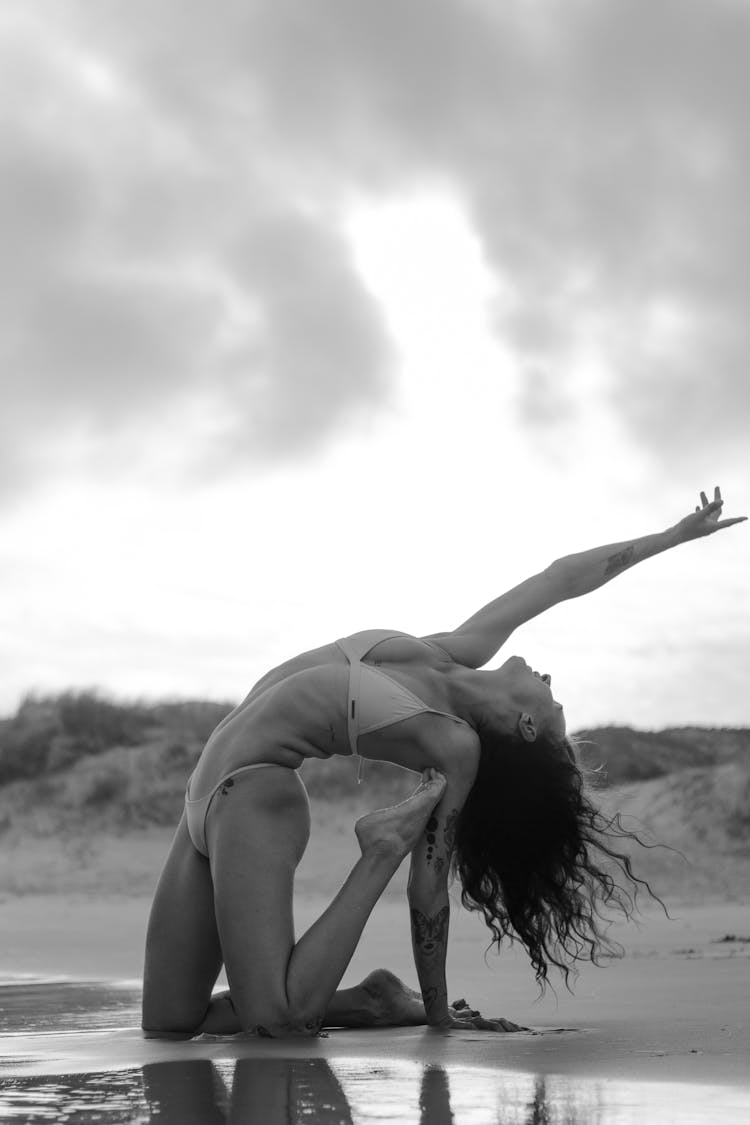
[1,0,749,728]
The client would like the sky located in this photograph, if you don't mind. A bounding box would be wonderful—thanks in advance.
[1,0,749,728]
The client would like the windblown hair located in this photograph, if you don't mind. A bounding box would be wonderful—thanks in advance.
[453,728,662,989]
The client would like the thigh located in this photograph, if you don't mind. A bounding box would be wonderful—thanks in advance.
[205,765,311,1032]
[142,811,224,1035]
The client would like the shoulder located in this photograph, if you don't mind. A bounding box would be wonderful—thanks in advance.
[426,721,481,782]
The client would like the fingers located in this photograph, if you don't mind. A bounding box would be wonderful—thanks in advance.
[440,1015,528,1033]
[716,516,748,529]
[699,486,722,506]
[695,485,746,531]
[699,488,720,507]
[697,486,725,518]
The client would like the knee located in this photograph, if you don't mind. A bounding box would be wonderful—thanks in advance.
[140,1000,204,1040]
[238,1002,324,1039]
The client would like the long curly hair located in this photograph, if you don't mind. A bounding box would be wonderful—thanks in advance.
[453,727,663,989]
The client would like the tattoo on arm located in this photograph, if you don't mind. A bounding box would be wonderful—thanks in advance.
[443,810,458,854]
[410,905,449,960]
[422,810,458,870]
[424,815,438,867]
[603,545,636,578]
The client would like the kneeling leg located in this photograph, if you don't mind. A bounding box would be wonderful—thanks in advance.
[207,767,445,1036]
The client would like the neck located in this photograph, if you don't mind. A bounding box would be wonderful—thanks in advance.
[447,667,516,736]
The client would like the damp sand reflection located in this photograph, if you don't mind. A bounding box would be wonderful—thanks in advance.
[4,1056,750,1125]
[1,982,750,1124]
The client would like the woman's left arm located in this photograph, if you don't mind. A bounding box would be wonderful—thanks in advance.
[426,487,746,668]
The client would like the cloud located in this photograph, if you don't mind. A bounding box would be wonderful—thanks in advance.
[0,3,395,498]
[3,0,750,502]
[218,0,750,468]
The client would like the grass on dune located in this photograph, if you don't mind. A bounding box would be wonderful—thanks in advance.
[0,691,748,899]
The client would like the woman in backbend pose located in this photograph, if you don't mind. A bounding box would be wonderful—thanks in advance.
[142,488,744,1039]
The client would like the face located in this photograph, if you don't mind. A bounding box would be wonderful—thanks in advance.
[496,655,567,743]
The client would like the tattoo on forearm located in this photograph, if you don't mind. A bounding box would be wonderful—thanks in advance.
[411,905,449,959]
[604,545,635,578]
[425,815,438,866]
[443,810,458,853]
[422,810,458,870]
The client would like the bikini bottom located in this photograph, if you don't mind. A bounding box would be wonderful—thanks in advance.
[184,763,278,857]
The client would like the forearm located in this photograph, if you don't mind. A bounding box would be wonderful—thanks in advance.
[431,489,743,669]
[409,890,451,1025]
[437,524,682,668]
[550,524,682,599]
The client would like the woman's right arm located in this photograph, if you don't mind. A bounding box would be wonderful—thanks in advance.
[407,774,461,1028]
[407,756,523,1032]
[425,487,745,668]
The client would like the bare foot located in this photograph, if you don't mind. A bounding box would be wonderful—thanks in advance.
[355,772,446,860]
[355,970,484,1028]
[360,969,427,1026]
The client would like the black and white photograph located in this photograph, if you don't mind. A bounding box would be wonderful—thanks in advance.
[1,2,749,1122]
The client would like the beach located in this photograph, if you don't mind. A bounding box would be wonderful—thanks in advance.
[1,804,749,1123]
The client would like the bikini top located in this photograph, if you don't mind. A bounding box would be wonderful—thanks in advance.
[335,630,470,775]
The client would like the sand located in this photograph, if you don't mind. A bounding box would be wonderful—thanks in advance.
[1,809,749,1122]
[1,893,749,1080]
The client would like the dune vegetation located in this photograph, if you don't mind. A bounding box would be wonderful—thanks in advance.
[0,691,747,899]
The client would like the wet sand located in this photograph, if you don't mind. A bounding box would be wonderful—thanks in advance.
[1,893,749,1122]
[1,979,749,1124]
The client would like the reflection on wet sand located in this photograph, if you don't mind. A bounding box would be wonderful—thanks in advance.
[0,1058,570,1125]
[3,1053,750,1124]
[2,983,750,1123]
[143,1058,353,1124]
[419,1066,453,1125]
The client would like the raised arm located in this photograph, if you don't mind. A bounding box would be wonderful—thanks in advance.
[425,486,746,668]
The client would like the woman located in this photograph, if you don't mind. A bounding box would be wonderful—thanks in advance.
[142,487,745,1038]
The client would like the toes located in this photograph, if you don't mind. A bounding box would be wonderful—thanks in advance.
[424,771,446,793]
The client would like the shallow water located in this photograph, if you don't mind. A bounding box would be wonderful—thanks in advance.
[1,981,749,1124]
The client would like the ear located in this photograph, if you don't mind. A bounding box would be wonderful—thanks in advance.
[517,712,538,743]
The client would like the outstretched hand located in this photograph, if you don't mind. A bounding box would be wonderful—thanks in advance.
[673,486,747,543]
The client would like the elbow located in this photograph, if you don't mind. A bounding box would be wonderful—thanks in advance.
[545,558,578,600]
